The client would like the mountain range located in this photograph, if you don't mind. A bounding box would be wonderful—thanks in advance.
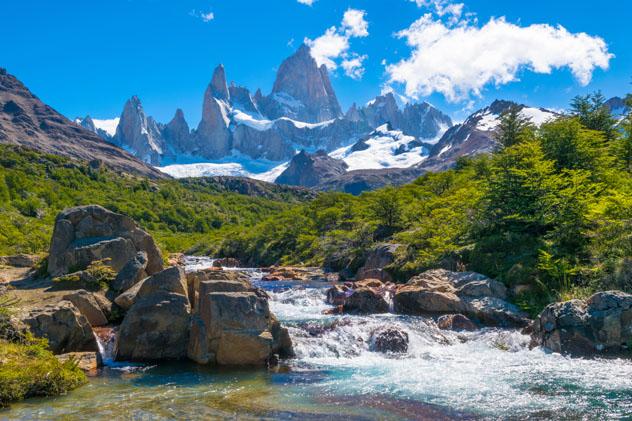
[3,45,627,193]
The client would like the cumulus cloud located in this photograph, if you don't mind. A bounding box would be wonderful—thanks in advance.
[410,0,464,21]
[386,13,613,102]
[342,9,369,37]
[305,9,369,79]
[297,0,316,5]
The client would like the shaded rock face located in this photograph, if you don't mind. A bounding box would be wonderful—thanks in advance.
[62,290,111,327]
[437,314,477,331]
[111,251,148,293]
[186,269,293,366]
[116,266,191,361]
[229,85,261,117]
[47,205,163,277]
[22,301,98,354]
[114,96,167,165]
[393,269,528,328]
[369,327,409,353]
[356,243,401,282]
[0,68,164,178]
[75,115,113,141]
[343,287,389,314]
[531,291,632,357]
[265,44,342,123]
[162,109,191,152]
[276,150,348,187]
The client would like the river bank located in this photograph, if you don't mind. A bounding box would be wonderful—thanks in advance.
[3,257,632,419]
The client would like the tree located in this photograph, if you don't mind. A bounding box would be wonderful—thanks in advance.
[369,187,403,232]
[496,105,535,148]
[539,118,608,174]
[570,92,617,141]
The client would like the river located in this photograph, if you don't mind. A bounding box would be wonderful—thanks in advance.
[2,257,632,420]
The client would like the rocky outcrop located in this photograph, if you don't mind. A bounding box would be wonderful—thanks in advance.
[62,290,111,327]
[47,205,163,277]
[0,254,41,268]
[436,314,477,331]
[531,291,632,357]
[22,301,98,354]
[162,109,191,152]
[369,327,409,353]
[186,269,293,365]
[264,44,342,123]
[116,266,191,361]
[356,243,401,282]
[394,269,528,328]
[343,287,389,314]
[0,68,164,178]
[113,96,167,165]
[276,150,348,187]
[111,251,148,293]
[194,65,232,158]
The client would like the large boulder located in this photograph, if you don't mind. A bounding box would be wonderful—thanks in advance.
[185,269,253,311]
[188,289,293,366]
[114,266,186,311]
[111,251,148,292]
[369,327,409,353]
[48,205,163,277]
[22,301,98,354]
[116,292,191,361]
[356,243,401,282]
[63,290,111,327]
[531,291,632,356]
[116,266,191,361]
[393,269,528,327]
[343,287,389,314]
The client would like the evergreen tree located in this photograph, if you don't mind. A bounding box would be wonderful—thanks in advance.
[496,105,535,148]
[570,92,617,141]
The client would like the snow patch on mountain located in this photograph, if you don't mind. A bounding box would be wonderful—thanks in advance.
[92,118,120,136]
[330,124,428,171]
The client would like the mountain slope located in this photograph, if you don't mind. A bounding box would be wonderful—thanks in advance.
[0,68,164,179]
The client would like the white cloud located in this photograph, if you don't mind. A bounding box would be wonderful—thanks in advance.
[200,12,215,22]
[190,9,215,23]
[304,9,369,79]
[386,13,613,102]
[342,54,368,80]
[342,9,369,37]
[297,0,316,5]
[306,27,350,70]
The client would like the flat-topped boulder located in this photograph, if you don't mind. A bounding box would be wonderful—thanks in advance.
[48,205,163,277]
[187,271,293,366]
[531,291,632,357]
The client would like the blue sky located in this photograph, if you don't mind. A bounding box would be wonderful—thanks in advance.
[1,0,630,125]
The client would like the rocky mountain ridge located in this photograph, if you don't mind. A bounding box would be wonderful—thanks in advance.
[78,44,453,173]
[0,68,164,179]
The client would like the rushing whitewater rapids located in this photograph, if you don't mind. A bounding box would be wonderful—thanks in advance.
[3,258,632,419]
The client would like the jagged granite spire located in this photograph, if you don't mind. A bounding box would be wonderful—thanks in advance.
[195,66,232,158]
[209,64,229,101]
[162,108,192,152]
[114,96,166,165]
[264,44,343,123]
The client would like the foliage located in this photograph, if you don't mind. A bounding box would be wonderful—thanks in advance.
[0,297,86,407]
[52,259,117,290]
[0,146,306,255]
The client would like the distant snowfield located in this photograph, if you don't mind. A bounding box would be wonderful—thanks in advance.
[157,154,288,182]
[330,124,428,171]
[92,118,120,136]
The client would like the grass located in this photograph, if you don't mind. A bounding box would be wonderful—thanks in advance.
[0,299,86,408]
[0,338,87,408]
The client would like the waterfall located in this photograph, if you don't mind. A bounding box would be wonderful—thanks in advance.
[93,326,117,366]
